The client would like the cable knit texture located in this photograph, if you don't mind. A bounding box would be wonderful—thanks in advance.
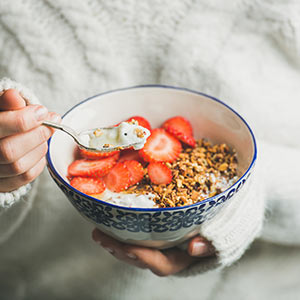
[0,0,299,299]
[0,77,40,104]
[0,183,32,210]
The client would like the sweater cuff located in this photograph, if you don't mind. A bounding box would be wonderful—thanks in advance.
[0,77,40,210]
[0,184,32,213]
[0,77,40,104]
[176,172,265,277]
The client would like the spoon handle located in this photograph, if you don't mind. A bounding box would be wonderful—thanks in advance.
[42,120,65,131]
[42,121,81,144]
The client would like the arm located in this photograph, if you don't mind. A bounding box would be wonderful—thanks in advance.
[0,78,59,244]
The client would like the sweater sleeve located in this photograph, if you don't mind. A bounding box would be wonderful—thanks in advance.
[177,138,300,277]
[0,77,40,243]
[176,171,265,277]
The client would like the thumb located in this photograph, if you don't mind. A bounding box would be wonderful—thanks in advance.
[0,89,26,111]
[187,236,215,257]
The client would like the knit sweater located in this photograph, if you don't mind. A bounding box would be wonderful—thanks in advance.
[0,0,300,299]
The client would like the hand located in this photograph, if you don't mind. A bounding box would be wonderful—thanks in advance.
[92,228,215,276]
[0,89,61,192]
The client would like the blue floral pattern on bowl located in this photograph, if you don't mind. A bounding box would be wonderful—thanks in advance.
[47,165,252,248]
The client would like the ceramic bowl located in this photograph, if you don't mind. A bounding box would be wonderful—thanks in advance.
[46,85,257,249]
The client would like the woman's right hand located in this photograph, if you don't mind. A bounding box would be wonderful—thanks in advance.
[0,89,60,192]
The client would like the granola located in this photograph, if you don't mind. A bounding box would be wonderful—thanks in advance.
[126,139,238,208]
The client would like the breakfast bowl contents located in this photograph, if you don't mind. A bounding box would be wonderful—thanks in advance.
[46,85,257,249]
[67,116,238,210]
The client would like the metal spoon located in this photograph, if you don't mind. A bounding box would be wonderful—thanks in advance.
[43,120,147,153]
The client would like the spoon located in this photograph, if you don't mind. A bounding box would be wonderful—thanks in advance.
[43,120,150,153]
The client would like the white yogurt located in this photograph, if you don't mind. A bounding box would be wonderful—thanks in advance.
[98,190,157,208]
[88,122,151,151]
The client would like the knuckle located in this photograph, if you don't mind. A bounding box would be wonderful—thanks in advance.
[38,126,51,142]
[15,113,29,132]
[40,142,49,156]
[11,159,26,175]
[151,269,169,277]
[0,139,15,162]
[21,168,37,183]
[21,159,45,183]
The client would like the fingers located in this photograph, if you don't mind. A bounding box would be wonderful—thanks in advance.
[92,229,197,276]
[0,110,60,191]
[92,229,216,277]
[0,112,60,164]
[187,236,216,257]
[0,142,48,177]
[0,157,46,192]
[0,105,49,138]
[124,246,196,276]
[0,89,26,110]
[0,89,60,192]
[92,229,148,269]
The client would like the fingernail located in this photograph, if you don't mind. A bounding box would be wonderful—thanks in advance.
[191,241,209,256]
[49,113,61,123]
[104,247,114,254]
[126,253,137,260]
[34,106,48,121]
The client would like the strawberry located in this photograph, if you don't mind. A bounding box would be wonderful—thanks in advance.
[68,153,119,177]
[119,149,146,165]
[123,160,144,186]
[139,128,182,162]
[79,148,119,160]
[162,116,196,147]
[70,177,106,195]
[126,116,152,131]
[104,162,131,192]
[147,162,172,185]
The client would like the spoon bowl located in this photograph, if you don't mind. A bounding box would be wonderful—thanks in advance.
[43,120,149,153]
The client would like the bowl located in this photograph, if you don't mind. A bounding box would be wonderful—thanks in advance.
[46,85,257,249]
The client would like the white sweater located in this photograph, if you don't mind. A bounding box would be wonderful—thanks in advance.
[1,0,300,299]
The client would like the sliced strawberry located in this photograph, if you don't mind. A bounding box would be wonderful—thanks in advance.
[66,174,73,182]
[68,154,119,178]
[79,148,119,160]
[162,116,196,147]
[162,116,193,135]
[119,149,146,165]
[173,133,196,147]
[123,160,144,186]
[126,116,152,131]
[139,128,182,162]
[104,162,131,192]
[70,177,106,195]
[147,162,172,185]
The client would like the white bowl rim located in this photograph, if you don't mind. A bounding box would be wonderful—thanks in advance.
[46,84,257,212]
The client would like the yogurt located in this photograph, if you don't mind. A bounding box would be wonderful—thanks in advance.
[97,189,157,208]
[87,122,151,151]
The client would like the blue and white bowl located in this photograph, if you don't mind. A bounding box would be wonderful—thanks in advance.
[46,85,257,249]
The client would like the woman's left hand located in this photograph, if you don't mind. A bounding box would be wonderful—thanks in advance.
[92,228,215,276]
